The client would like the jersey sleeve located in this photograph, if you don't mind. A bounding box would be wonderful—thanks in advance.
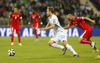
[9,13,13,18]
[68,20,73,26]
[76,17,84,21]
[30,14,32,19]
[36,13,40,18]
[52,16,58,24]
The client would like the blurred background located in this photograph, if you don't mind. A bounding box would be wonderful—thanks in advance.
[0,0,100,28]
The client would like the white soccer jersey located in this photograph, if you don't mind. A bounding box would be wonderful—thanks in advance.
[48,14,64,35]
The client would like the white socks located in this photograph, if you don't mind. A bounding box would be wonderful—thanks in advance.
[66,44,77,55]
[51,43,64,49]
[51,43,77,55]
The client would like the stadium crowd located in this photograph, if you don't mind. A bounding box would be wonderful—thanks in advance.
[0,0,100,27]
[90,0,100,11]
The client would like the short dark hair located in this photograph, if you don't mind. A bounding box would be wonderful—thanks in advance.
[47,7,54,13]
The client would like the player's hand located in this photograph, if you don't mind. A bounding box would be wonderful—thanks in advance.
[40,28,46,31]
[21,25,23,28]
[7,24,10,27]
[92,20,95,24]
[28,22,31,26]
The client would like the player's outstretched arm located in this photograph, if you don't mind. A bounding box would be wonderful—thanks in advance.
[19,16,23,28]
[20,19,23,28]
[84,17,95,24]
[40,23,55,31]
[28,17,32,25]
[7,17,10,27]
[63,25,70,29]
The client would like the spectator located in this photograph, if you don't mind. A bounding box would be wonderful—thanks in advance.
[0,0,99,28]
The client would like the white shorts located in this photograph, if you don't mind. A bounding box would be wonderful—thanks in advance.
[50,30,67,43]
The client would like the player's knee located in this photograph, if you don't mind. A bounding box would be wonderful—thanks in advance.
[48,41,54,46]
[48,42,52,46]
[12,32,14,35]
[62,40,67,46]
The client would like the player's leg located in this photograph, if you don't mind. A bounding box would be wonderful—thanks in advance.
[62,40,79,57]
[34,29,38,39]
[16,28,22,46]
[33,29,39,41]
[59,32,79,56]
[33,23,39,41]
[87,37,99,52]
[79,30,99,52]
[49,37,64,49]
[79,30,95,48]
[48,40,64,49]
[80,38,99,52]
[79,38,96,48]
[11,27,14,45]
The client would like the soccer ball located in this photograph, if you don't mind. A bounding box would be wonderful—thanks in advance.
[8,49,15,56]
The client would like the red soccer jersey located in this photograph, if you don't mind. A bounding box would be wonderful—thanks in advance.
[30,13,39,24]
[9,12,22,27]
[69,17,91,31]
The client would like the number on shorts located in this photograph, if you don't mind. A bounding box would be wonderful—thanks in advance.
[61,35,65,39]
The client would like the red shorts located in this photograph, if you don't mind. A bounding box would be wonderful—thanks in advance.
[80,30,92,39]
[32,23,39,30]
[11,26,20,34]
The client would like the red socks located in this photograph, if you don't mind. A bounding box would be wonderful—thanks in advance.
[35,31,38,39]
[18,35,20,43]
[11,34,14,42]
[80,40,97,50]
[80,40,92,44]
[11,34,21,43]
[94,46,97,50]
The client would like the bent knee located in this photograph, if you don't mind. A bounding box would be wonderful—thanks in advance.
[62,40,67,46]
[48,42,53,46]
[48,41,55,46]
[12,32,14,35]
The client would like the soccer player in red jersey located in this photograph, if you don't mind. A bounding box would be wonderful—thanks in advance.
[64,14,99,52]
[8,7,23,46]
[28,9,40,42]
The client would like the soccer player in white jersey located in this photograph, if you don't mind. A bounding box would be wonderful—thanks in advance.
[40,7,79,57]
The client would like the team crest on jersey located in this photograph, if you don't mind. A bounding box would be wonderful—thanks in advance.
[32,15,36,19]
[53,19,56,24]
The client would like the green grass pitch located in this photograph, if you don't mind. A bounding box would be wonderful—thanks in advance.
[0,36,100,63]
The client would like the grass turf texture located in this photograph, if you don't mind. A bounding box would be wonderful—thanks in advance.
[0,36,100,63]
